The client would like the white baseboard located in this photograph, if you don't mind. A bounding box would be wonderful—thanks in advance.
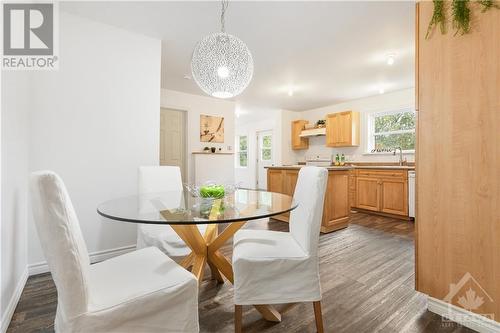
[28,244,136,276]
[1,267,29,333]
[428,296,500,333]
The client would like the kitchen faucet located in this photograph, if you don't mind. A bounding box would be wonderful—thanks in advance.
[393,147,405,166]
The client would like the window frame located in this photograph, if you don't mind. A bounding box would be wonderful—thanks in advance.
[235,135,248,168]
[366,107,416,154]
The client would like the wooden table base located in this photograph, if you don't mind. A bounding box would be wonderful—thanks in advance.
[170,222,281,323]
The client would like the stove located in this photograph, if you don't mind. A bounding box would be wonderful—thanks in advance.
[305,155,332,167]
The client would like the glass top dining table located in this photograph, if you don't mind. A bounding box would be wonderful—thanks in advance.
[97,189,297,225]
[97,189,297,323]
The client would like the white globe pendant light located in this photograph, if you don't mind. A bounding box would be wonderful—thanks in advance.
[191,0,253,99]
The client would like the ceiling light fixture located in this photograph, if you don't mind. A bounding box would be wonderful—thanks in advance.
[386,53,396,66]
[191,0,253,99]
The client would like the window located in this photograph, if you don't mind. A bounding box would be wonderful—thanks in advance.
[236,135,248,167]
[261,134,272,161]
[368,108,416,153]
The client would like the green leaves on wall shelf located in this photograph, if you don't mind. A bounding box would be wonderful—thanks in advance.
[426,0,500,39]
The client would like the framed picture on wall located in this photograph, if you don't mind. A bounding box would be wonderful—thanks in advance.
[200,115,224,143]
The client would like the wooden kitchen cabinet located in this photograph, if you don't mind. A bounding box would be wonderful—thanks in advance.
[283,170,299,196]
[291,120,309,150]
[348,169,356,209]
[322,171,350,232]
[380,179,407,215]
[267,169,284,194]
[356,177,380,211]
[326,111,360,147]
[268,169,299,196]
[353,169,408,217]
[266,167,350,232]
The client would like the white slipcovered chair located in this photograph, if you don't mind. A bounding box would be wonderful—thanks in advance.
[232,166,328,332]
[136,166,207,258]
[30,171,199,333]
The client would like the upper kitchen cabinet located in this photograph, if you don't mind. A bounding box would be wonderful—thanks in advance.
[326,111,360,147]
[291,120,309,150]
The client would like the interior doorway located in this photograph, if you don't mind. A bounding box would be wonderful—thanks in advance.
[256,130,273,190]
[160,108,187,182]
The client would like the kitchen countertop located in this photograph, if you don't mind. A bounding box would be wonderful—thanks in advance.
[353,165,415,170]
[265,165,415,170]
[265,165,354,170]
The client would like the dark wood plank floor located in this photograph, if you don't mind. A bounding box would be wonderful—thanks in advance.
[8,212,474,333]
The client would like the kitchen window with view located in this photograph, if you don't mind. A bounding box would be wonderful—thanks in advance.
[367,108,416,153]
[236,135,248,167]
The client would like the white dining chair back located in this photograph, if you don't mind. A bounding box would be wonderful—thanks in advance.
[137,166,206,257]
[232,166,328,332]
[138,165,183,194]
[30,171,200,332]
[30,171,90,320]
[289,166,328,256]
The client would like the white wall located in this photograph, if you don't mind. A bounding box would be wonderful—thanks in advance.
[26,12,161,265]
[280,109,302,165]
[288,88,415,163]
[160,89,236,184]
[1,72,31,331]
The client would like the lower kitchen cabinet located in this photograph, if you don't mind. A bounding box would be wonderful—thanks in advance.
[267,169,284,193]
[354,169,409,218]
[322,171,350,232]
[380,179,407,215]
[356,177,380,212]
[283,170,299,196]
[266,167,351,233]
[348,170,356,209]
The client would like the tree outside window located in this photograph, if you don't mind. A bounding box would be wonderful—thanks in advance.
[236,135,248,167]
[261,135,272,161]
[368,108,416,152]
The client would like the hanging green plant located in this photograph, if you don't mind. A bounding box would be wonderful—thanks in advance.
[426,0,446,39]
[478,0,500,12]
[426,0,500,38]
[452,0,471,35]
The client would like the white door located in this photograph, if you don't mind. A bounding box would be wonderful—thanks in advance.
[256,130,273,190]
[160,108,187,181]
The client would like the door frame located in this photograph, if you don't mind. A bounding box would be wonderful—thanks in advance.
[160,107,188,182]
[255,129,274,189]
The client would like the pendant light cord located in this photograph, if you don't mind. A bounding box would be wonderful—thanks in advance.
[220,0,229,33]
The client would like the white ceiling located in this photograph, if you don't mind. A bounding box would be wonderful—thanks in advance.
[62,1,415,111]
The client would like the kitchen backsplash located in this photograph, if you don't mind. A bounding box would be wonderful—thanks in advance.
[292,136,415,164]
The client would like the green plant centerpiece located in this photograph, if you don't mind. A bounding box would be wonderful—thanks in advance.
[199,184,225,199]
[186,182,237,199]
[185,182,238,219]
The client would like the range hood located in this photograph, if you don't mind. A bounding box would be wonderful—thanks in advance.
[299,127,326,137]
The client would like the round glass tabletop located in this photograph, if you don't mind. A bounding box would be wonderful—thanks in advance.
[97,189,297,225]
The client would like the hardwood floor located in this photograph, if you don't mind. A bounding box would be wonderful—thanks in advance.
[7,213,473,333]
